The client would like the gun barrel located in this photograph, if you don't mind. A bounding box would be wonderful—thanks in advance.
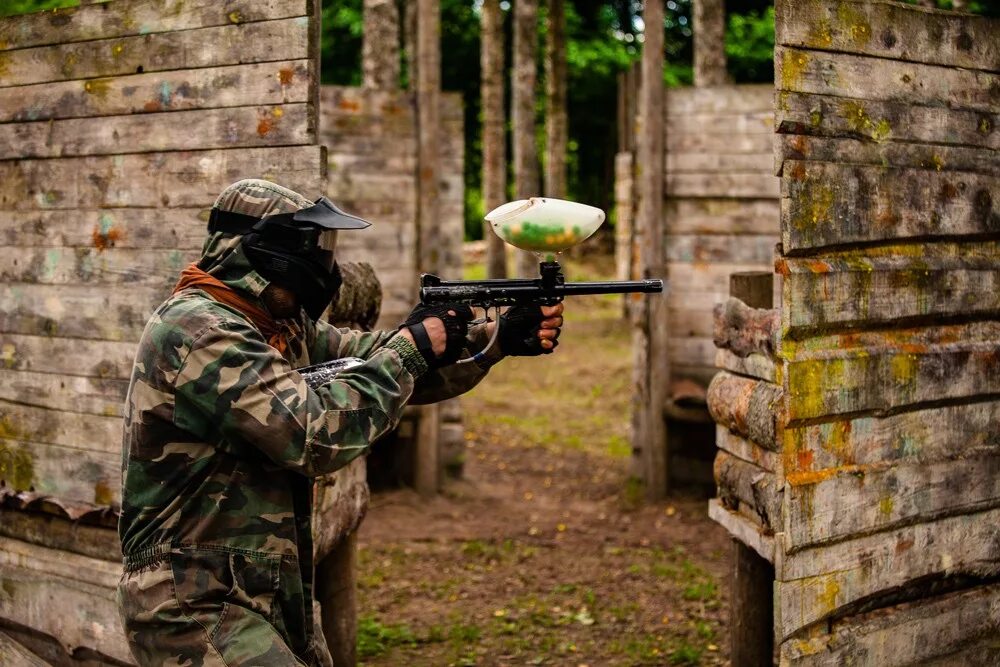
[420,278,663,305]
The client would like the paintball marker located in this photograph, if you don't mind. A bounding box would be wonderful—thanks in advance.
[420,198,663,363]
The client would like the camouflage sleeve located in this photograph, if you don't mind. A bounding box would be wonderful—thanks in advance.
[307,317,397,362]
[174,321,418,477]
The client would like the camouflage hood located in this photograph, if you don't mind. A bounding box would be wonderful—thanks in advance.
[195,178,315,300]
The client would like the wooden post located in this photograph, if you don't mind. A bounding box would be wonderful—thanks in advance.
[481,0,508,279]
[693,0,730,87]
[544,0,567,200]
[316,533,359,667]
[362,0,400,89]
[632,0,668,500]
[512,0,540,277]
[415,0,442,497]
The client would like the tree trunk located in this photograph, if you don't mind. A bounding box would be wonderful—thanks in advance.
[362,0,400,89]
[544,0,567,200]
[481,0,508,279]
[693,0,730,87]
[402,0,417,89]
[631,0,668,500]
[512,0,540,277]
[415,0,442,497]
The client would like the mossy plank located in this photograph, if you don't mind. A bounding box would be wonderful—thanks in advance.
[0,0,308,50]
[0,208,206,250]
[707,371,782,451]
[776,92,998,150]
[714,450,782,531]
[0,145,325,210]
[0,103,311,159]
[0,368,127,416]
[0,17,308,88]
[0,536,127,664]
[775,506,1000,640]
[0,59,311,123]
[665,198,780,235]
[775,0,1000,73]
[776,47,999,113]
[780,584,1000,667]
[0,401,121,454]
[0,438,120,504]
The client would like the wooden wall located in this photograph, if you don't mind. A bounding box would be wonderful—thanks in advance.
[322,85,465,328]
[0,0,325,661]
[710,1,1000,663]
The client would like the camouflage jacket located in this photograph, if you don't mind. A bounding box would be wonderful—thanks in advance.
[118,235,498,663]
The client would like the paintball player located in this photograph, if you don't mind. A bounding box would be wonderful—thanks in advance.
[116,179,563,666]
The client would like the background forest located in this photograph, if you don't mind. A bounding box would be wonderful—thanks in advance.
[3,0,995,238]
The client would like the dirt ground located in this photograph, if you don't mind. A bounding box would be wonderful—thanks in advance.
[354,259,733,666]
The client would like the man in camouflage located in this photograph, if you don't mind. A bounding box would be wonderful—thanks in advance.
[116,179,562,666]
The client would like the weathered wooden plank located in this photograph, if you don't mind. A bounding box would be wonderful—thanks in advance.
[777,134,1000,180]
[0,630,49,667]
[780,584,1000,667]
[0,282,168,340]
[0,145,325,210]
[0,402,121,454]
[708,498,775,563]
[0,59,311,123]
[717,426,780,473]
[666,111,774,136]
[776,47,1000,113]
[0,103,311,159]
[0,246,198,286]
[713,297,780,359]
[707,371,782,451]
[0,0,309,50]
[776,91,998,150]
[669,307,714,338]
[312,458,368,562]
[778,246,1000,332]
[666,262,773,296]
[774,506,1000,639]
[0,369,126,416]
[0,510,120,563]
[715,451,782,530]
[665,198,780,235]
[668,173,779,199]
[0,537,127,663]
[775,0,1000,73]
[667,152,773,174]
[786,452,1000,549]
[782,396,1000,476]
[666,234,775,265]
[0,17,309,88]
[668,336,718,369]
[0,439,120,503]
[665,84,773,114]
[715,348,780,384]
[0,333,136,379]
[667,132,774,155]
[781,160,999,252]
[0,207,207,249]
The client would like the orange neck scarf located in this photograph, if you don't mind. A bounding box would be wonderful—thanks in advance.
[173,264,292,355]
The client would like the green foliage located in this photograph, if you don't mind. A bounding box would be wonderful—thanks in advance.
[356,615,417,658]
[320,0,363,87]
[0,0,77,17]
[726,7,776,83]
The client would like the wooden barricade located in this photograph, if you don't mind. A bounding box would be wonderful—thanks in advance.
[710,1,1000,664]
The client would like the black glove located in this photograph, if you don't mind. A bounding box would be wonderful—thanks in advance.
[499,305,558,356]
[399,303,475,368]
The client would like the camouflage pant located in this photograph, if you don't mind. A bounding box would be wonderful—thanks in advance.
[117,546,333,667]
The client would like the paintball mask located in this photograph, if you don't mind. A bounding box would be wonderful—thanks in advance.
[208,197,371,319]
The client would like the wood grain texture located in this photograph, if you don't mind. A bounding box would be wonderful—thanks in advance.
[775,0,1000,72]
[0,402,121,454]
[707,371,782,451]
[776,47,1000,113]
[0,368,126,416]
[716,426,780,472]
[713,297,780,359]
[714,450,782,530]
[0,439,120,504]
[780,160,999,252]
[666,234,775,265]
[775,506,1000,639]
[667,152,773,174]
[0,334,136,379]
[667,111,773,136]
[0,631,49,667]
[665,84,773,114]
[0,103,312,159]
[668,173,779,199]
[0,510,120,563]
[0,17,309,87]
[665,198,780,235]
[0,0,308,50]
[0,59,312,123]
[708,498,775,563]
[0,208,207,250]
[0,246,198,286]
[715,348,780,384]
[0,145,325,210]
[667,132,773,155]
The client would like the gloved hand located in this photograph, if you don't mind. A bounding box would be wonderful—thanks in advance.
[399,303,475,367]
[499,303,563,356]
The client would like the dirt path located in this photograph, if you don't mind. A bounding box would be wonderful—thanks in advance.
[355,267,733,666]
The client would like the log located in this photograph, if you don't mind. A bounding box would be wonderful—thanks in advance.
[0,0,308,50]
[666,198,780,236]
[312,458,369,563]
[0,60,312,123]
[774,0,1000,72]
[774,505,1000,639]
[0,17,309,87]
[776,47,1000,113]
[0,145,326,211]
[0,103,312,159]
[715,348,780,384]
[713,298,780,359]
[716,426,780,472]
[780,584,1000,667]
[714,450,782,530]
[707,371,782,451]
[0,509,120,563]
[780,160,999,252]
